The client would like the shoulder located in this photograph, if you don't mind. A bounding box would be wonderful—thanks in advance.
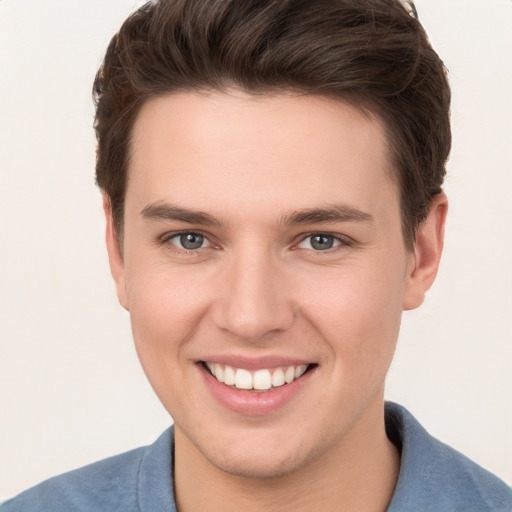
[1,447,144,512]
[385,402,512,512]
[1,427,176,512]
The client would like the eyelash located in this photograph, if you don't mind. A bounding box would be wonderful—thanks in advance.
[158,231,353,255]
[295,232,353,253]
[159,231,212,254]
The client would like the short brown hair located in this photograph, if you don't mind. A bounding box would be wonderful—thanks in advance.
[93,0,451,249]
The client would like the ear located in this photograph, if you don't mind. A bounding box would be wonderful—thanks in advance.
[103,195,129,311]
[403,193,448,310]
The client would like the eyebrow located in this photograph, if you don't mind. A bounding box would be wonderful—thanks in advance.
[140,202,221,227]
[282,205,374,226]
[140,202,374,227]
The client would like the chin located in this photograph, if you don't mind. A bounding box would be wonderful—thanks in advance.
[195,428,328,480]
[206,448,306,479]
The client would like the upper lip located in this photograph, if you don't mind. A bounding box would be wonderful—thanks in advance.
[197,354,314,371]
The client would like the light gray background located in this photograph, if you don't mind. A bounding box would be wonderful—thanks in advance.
[1,0,511,499]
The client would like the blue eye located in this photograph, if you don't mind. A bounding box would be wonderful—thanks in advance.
[170,233,208,250]
[298,234,342,251]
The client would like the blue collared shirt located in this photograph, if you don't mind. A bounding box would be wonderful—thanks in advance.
[2,403,511,511]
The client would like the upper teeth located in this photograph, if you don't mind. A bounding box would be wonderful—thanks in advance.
[205,363,308,391]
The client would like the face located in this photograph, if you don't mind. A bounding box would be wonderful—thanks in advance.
[106,91,437,478]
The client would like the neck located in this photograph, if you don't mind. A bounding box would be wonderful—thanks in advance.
[174,400,400,512]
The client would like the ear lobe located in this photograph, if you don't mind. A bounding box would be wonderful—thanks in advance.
[103,195,129,311]
[403,193,448,310]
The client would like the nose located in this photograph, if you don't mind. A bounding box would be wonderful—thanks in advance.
[211,248,295,342]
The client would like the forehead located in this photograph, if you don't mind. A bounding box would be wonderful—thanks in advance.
[127,90,398,224]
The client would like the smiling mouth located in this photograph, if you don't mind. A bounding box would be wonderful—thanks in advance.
[202,362,315,391]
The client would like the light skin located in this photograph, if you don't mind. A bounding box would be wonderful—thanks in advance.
[104,90,447,512]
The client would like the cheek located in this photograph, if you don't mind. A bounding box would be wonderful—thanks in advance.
[301,263,405,376]
[124,266,216,421]
[126,266,211,369]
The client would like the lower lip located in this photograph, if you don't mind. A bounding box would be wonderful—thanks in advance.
[199,364,314,416]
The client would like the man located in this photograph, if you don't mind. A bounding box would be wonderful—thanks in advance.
[2,0,511,511]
